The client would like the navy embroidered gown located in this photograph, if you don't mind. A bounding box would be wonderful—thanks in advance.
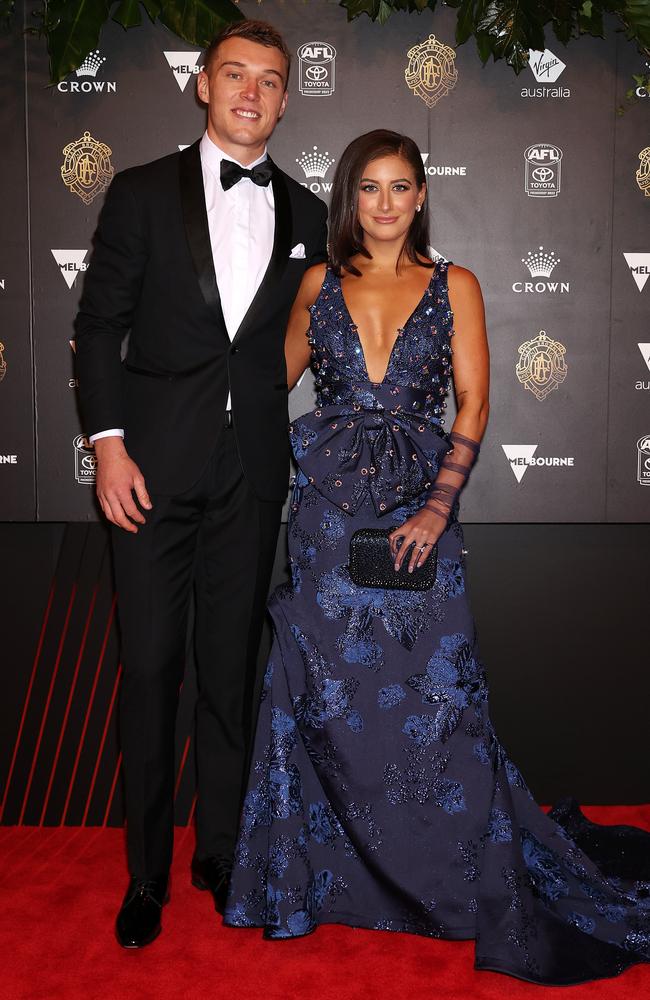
[224,263,650,985]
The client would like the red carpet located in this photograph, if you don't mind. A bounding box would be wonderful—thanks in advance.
[2,807,650,1000]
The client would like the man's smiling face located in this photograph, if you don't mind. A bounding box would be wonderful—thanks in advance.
[197,37,288,164]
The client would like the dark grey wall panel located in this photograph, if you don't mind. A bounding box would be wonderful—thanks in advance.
[25,16,208,520]
[0,11,36,519]
[2,1,649,523]
[606,35,650,520]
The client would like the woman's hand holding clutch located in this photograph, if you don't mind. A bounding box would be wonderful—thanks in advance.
[388,430,481,574]
[388,509,446,574]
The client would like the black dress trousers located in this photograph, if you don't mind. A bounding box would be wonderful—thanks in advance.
[111,424,282,879]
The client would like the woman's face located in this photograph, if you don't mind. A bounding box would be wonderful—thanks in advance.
[356,154,425,245]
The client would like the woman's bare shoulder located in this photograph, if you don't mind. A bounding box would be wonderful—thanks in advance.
[297,263,328,307]
[447,264,483,306]
[447,263,481,295]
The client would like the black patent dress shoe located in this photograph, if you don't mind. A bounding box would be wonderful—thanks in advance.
[115,875,170,949]
[191,855,232,914]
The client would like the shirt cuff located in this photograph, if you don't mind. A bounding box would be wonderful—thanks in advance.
[89,428,125,443]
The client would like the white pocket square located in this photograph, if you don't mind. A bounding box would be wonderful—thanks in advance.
[289,243,306,259]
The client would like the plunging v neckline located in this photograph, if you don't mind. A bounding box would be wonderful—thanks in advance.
[338,269,436,385]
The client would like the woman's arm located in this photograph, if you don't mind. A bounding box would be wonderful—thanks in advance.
[391,264,490,571]
[285,264,327,390]
[446,264,490,443]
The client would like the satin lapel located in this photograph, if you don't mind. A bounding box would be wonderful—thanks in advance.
[178,141,225,324]
[231,164,293,346]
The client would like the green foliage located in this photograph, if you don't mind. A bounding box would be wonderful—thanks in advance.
[1,0,16,30]
[476,0,546,71]
[341,0,650,72]
[10,0,650,86]
[158,0,244,46]
[620,0,650,48]
[29,0,243,83]
[113,0,142,28]
[32,0,111,82]
[619,67,650,110]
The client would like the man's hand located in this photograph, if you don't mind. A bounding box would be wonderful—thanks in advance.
[94,437,152,533]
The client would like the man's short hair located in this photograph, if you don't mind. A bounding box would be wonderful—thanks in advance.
[204,19,291,89]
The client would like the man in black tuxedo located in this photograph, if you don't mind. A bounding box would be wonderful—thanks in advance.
[74,20,327,948]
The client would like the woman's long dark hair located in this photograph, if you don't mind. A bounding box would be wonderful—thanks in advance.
[329,129,432,277]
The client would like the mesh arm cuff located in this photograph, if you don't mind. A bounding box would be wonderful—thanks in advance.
[424,431,481,523]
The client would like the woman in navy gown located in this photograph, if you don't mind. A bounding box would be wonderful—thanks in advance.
[223,130,650,984]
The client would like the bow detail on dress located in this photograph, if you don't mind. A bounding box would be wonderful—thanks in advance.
[290,385,452,516]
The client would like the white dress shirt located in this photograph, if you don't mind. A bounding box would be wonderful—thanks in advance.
[90,131,275,442]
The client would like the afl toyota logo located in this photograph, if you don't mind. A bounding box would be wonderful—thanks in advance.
[524,143,563,197]
[73,434,97,485]
[298,42,336,96]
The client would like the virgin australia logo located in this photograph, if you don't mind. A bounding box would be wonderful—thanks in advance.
[522,49,570,97]
[164,51,203,92]
[512,247,569,293]
[296,146,335,193]
[529,49,566,82]
[502,445,574,483]
[57,50,117,93]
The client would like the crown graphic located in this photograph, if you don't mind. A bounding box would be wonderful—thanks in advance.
[296,146,335,179]
[76,50,106,78]
[522,246,560,278]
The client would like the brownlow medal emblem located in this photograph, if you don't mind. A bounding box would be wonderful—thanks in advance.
[405,34,458,108]
[637,146,650,198]
[61,131,114,205]
[516,330,568,401]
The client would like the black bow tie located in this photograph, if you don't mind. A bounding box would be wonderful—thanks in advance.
[220,158,273,191]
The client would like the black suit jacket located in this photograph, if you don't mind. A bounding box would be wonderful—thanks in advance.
[74,140,328,499]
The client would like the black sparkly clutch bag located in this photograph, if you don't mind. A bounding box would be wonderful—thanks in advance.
[349,527,437,591]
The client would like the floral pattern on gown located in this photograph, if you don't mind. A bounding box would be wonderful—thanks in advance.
[224,263,650,985]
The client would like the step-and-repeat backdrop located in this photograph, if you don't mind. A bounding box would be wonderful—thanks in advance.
[0,0,648,523]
